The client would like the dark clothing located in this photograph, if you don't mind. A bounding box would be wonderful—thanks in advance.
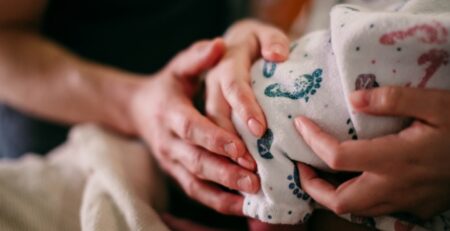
[0,0,247,158]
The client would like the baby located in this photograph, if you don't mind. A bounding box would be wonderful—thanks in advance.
[233,0,450,230]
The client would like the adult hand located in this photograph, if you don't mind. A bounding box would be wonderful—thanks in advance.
[205,19,290,138]
[130,39,259,215]
[295,87,450,219]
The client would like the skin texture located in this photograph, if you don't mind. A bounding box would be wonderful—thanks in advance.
[4,0,448,229]
[296,87,450,219]
[0,0,288,218]
[206,19,290,141]
[130,39,258,215]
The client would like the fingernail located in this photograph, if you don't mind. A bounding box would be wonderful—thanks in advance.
[295,118,303,133]
[248,118,265,137]
[237,155,256,171]
[350,90,370,108]
[271,43,286,57]
[224,142,238,158]
[237,175,254,192]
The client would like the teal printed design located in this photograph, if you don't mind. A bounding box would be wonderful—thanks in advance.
[257,129,274,159]
[287,165,310,201]
[263,61,276,78]
[264,68,323,102]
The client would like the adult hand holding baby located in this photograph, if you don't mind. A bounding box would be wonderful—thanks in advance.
[296,86,450,219]
[130,38,260,215]
[197,19,291,216]
[205,19,290,138]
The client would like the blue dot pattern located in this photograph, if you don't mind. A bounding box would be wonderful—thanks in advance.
[287,165,310,201]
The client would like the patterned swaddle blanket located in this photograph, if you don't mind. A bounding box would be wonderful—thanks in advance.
[232,0,450,230]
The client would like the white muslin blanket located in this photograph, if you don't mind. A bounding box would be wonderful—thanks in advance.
[0,124,169,231]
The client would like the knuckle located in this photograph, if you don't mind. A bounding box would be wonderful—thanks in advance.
[327,146,345,170]
[151,139,169,156]
[206,130,222,152]
[215,200,231,214]
[224,82,252,117]
[331,200,348,215]
[184,180,198,198]
[154,105,166,123]
[190,151,205,176]
[214,193,237,215]
[267,30,288,43]
[179,116,194,140]
[224,79,240,96]
[377,87,402,112]
[157,146,168,157]
[207,128,230,153]
[220,171,236,188]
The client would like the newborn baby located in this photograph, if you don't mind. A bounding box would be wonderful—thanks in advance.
[233,0,450,230]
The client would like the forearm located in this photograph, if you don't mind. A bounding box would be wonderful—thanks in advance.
[0,29,142,135]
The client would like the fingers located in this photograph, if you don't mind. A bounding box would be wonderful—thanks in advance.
[219,71,267,137]
[297,163,383,215]
[350,87,450,126]
[167,101,250,162]
[170,38,226,78]
[294,116,403,171]
[205,79,237,134]
[253,23,290,62]
[169,161,245,216]
[168,138,259,192]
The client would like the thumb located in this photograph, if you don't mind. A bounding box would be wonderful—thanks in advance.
[254,23,290,62]
[170,38,225,78]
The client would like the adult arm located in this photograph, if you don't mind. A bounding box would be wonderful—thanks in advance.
[0,0,137,134]
[0,1,261,215]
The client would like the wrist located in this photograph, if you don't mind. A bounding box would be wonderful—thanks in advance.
[78,60,144,136]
